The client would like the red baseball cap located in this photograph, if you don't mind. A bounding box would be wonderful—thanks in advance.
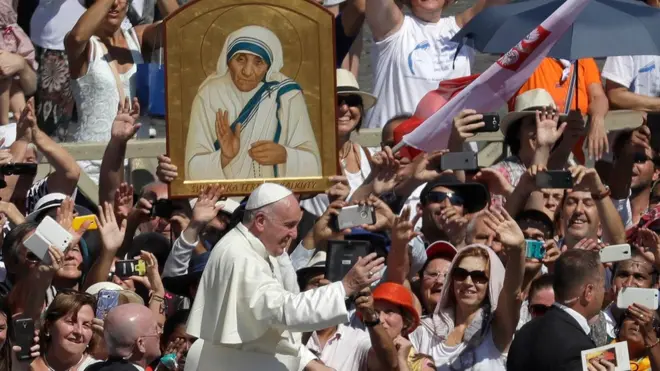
[426,241,458,261]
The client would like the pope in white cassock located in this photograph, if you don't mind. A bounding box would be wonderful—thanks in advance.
[186,183,385,371]
[184,25,322,181]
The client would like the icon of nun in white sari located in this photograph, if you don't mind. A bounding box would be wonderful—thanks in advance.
[185,25,321,180]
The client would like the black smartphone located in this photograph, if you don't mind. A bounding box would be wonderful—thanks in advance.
[536,170,573,189]
[648,112,660,153]
[114,259,147,279]
[471,113,500,133]
[151,199,175,219]
[0,163,37,176]
[325,240,371,282]
[440,152,478,171]
[11,318,34,361]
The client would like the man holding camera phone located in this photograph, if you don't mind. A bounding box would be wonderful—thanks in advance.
[187,183,384,371]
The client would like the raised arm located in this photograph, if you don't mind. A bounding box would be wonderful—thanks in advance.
[134,0,179,50]
[486,207,525,354]
[341,0,367,37]
[456,0,510,28]
[65,0,116,79]
[606,80,660,111]
[365,0,404,42]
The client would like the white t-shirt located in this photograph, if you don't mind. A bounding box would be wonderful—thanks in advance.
[31,0,86,50]
[365,15,474,129]
[602,55,660,97]
[306,324,371,371]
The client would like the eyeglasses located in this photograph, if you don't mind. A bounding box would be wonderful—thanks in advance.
[634,152,651,164]
[425,191,464,206]
[423,271,448,282]
[529,303,552,317]
[338,94,363,107]
[452,267,489,284]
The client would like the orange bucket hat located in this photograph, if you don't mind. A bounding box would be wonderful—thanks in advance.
[372,282,420,335]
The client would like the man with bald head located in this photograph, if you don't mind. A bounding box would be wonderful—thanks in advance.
[187,183,384,371]
[85,304,161,371]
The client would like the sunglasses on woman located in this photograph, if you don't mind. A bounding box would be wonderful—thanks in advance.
[452,267,489,284]
[529,303,552,317]
[338,94,363,107]
[425,191,464,206]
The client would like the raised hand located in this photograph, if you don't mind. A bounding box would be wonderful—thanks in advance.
[473,168,514,197]
[370,146,401,195]
[0,200,26,225]
[541,240,561,267]
[313,200,349,245]
[391,207,421,250]
[192,185,225,225]
[635,227,660,264]
[129,250,165,296]
[354,288,377,321]
[111,97,141,141]
[0,145,11,166]
[449,109,485,148]
[585,116,609,161]
[216,110,240,162]
[564,238,604,252]
[483,206,524,249]
[437,206,468,246]
[56,197,90,249]
[360,195,395,232]
[535,106,565,148]
[412,150,451,183]
[98,201,127,253]
[114,183,134,222]
[128,197,153,225]
[16,97,37,142]
[341,253,385,297]
[569,165,606,195]
[38,246,64,273]
[627,303,658,345]
[326,175,350,203]
[156,155,178,183]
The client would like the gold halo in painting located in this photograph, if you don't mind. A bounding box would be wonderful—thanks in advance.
[199,5,303,80]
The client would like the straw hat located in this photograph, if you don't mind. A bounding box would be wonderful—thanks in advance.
[336,69,377,111]
[500,89,567,138]
[372,282,420,335]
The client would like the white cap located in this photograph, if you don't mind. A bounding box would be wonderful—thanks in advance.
[245,183,293,211]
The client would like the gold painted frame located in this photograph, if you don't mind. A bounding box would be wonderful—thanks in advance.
[165,0,338,197]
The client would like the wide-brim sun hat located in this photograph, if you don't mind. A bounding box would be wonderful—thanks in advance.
[501,88,567,140]
[296,250,327,279]
[336,69,377,111]
[372,282,420,335]
[420,173,490,214]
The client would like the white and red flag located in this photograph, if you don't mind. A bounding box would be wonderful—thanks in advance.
[394,0,590,154]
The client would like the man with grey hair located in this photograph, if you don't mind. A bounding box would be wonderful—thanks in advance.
[85,304,161,371]
[187,182,385,371]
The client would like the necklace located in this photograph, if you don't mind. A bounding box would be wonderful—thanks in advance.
[43,352,86,371]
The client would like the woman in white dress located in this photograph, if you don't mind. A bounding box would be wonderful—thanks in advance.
[185,25,321,181]
[64,0,178,183]
[300,68,377,216]
[409,209,526,370]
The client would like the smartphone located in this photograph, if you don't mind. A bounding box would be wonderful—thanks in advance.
[325,239,371,282]
[599,244,631,264]
[96,290,120,319]
[647,112,660,152]
[11,318,34,361]
[525,240,546,260]
[440,152,478,171]
[535,170,573,189]
[617,287,660,310]
[471,113,500,133]
[72,215,98,231]
[334,205,376,231]
[23,216,73,262]
[151,199,175,219]
[114,259,147,279]
[0,163,37,176]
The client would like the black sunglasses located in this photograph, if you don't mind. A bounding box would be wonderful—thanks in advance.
[634,152,651,164]
[452,267,489,284]
[529,303,552,317]
[425,191,464,206]
[338,94,363,107]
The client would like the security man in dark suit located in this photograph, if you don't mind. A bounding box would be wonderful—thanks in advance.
[507,249,615,371]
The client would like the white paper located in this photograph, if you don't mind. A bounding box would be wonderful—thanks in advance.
[581,341,631,371]
[0,123,17,149]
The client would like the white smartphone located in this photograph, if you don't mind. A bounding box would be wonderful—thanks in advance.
[23,216,73,263]
[617,287,660,310]
[599,244,631,264]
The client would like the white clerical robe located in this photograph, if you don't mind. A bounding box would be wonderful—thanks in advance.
[186,223,349,371]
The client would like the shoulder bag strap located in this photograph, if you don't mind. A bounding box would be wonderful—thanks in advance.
[564,60,578,114]
[99,42,127,104]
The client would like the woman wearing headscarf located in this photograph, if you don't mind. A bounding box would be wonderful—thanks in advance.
[185,25,321,181]
[409,207,526,370]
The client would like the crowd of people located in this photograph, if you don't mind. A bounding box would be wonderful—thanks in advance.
[0,0,658,370]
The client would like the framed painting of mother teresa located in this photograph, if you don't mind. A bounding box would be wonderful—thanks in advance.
[165,0,336,197]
